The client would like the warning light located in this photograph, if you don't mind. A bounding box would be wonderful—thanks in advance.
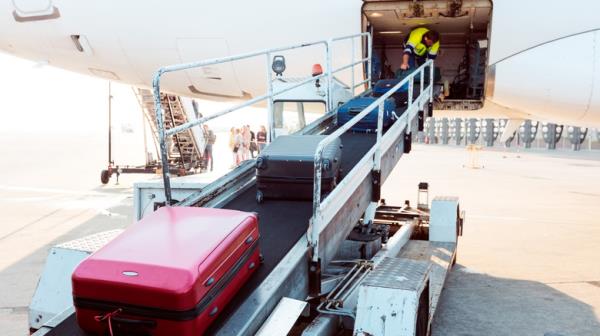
[312,64,323,77]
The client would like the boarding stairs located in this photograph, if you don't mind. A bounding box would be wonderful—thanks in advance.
[134,88,205,170]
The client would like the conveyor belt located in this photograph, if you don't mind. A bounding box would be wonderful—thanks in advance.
[37,130,377,336]
[38,313,78,336]
[35,64,432,336]
[208,131,376,333]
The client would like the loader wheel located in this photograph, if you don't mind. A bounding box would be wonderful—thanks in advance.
[100,170,110,184]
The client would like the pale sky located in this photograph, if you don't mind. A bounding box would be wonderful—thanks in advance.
[0,52,130,134]
[0,51,276,189]
[0,52,273,137]
[0,50,324,175]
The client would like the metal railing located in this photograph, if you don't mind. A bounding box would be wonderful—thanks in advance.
[309,60,434,257]
[152,33,372,204]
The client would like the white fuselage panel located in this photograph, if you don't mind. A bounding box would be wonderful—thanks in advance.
[0,0,599,127]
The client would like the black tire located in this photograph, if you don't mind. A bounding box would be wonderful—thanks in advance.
[256,190,264,204]
[100,170,110,184]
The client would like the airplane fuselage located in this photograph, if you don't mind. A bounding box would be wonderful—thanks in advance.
[1,0,599,127]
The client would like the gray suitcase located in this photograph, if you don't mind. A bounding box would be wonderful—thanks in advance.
[255,135,342,202]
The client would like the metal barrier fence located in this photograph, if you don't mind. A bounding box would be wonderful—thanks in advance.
[308,60,434,257]
[152,33,372,204]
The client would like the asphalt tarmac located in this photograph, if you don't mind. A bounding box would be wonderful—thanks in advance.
[1,136,599,335]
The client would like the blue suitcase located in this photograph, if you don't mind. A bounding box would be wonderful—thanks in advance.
[373,78,409,95]
[337,96,396,132]
[372,79,409,107]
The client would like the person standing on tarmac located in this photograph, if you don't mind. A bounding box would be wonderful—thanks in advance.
[202,124,216,172]
[256,125,267,152]
[249,127,258,158]
[400,27,440,70]
[241,126,251,160]
[229,127,237,168]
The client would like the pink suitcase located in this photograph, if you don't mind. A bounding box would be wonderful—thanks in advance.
[72,207,260,336]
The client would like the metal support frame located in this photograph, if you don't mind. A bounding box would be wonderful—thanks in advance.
[266,53,275,143]
[370,101,385,203]
[351,38,355,96]
[520,120,538,149]
[483,119,497,147]
[440,118,450,145]
[326,40,333,111]
[404,132,413,153]
[309,61,434,263]
[427,117,436,144]
[467,118,480,145]
[371,170,381,202]
[568,126,588,151]
[317,260,374,319]
[34,36,442,336]
[147,36,433,331]
[427,102,433,118]
[107,81,113,166]
[152,33,372,205]
[453,118,464,145]
[543,123,563,150]
[309,259,322,296]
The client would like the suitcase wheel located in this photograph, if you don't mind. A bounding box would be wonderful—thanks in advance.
[256,190,264,203]
[259,253,265,264]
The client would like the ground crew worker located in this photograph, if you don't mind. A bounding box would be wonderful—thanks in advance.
[400,27,440,70]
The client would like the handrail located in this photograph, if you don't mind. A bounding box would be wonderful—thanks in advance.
[153,33,372,204]
[309,60,434,253]
[165,73,328,137]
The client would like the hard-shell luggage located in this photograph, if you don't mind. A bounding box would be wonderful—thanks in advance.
[394,66,441,85]
[395,68,420,83]
[72,207,260,336]
[373,78,409,95]
[337,96,397,132]
[372,79,409,107]
[255,135,342,202]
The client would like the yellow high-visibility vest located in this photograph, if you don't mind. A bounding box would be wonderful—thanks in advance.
[404,27,440,59]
